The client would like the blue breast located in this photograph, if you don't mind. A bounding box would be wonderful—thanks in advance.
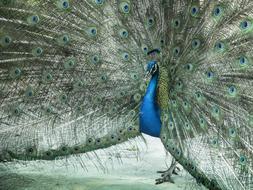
[139,61,161,137]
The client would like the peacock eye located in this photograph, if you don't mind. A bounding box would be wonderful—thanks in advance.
[4,36,10,43]
[185,63,193,71]
[2,0,10,5]
[1,35,12,47]
[25,88,34,97]
[168,121,174,129]
[88,27,97,36]
[95,0,104,5]
[58,34,70,45]
[238,56,248,67]
[122,52,129,61]
[46,107,52,113]
[73,146,80,152]
[142,45,148,54]
[213,6,223,17]
[240,56,246,64]
[128,126,133,131]
[214,41,225,52]
[229,128,236,138]
[37,48,42,54]
[91,55,100,64]
[176,148,181,157]
[177,81,182,87]
[239,155,247,165]
[185,123,191,130]
[147,16,155,27]
[63,35,68,42]
[62,1,69,9]
[45,151,52,157]
[211,105,220,118]
[10,67,22,79]
[172,18,181,28]
[206,71,214,79]
[212,139,217,145]
[28,147,34,153]
[173,47,180,56]
[60,94,68,103]
[88,138,93,144]
[199,117,207,128]
[57,0,70,10]
[61,146,67,152]
[32,47,43,57]
[131,73,139,80]
[100,74,108,82]
[111,135,115,139]
[120,2,130,14]
[190,6,199,16]
[119,29,129,38]
[32,15,38,22]
[13,107,21,115]
[240,20,251,30]
[129,110,135,117]
[228,85,237,97]
[64,57,76,69]
[42,72,53,83]
[15,68,21,75]
[133,93,141,102]
[191,39,201,49]
[27,15,40,25]
[14,109,19,114]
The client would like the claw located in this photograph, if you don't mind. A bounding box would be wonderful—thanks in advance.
[172,166,180,175]
[172,170,179,175]
[155,158,180,185]
[175,166,180,171]
[155,179,163,185]
[157,170,166,174]
[156,176,175,185]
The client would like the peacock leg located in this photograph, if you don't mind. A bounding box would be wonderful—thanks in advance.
[155,158,180,185]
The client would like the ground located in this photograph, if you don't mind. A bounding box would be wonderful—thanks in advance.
[0,135,204,190]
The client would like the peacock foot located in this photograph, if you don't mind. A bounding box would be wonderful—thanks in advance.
[155,159,180,185]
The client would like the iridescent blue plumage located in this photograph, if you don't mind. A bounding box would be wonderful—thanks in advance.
[139,60,161,137]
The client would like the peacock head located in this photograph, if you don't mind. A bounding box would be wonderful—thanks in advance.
[146,49,160,76]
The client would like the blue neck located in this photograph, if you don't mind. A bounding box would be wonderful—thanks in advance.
[145,72,159,100]
[139,64,161,137]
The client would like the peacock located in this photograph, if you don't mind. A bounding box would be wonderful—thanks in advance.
[0,0,253,189]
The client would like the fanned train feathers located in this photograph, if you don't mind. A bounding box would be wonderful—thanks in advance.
[0,0,253,190]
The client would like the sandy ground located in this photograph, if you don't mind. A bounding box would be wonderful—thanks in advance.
[0,135,203,190]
